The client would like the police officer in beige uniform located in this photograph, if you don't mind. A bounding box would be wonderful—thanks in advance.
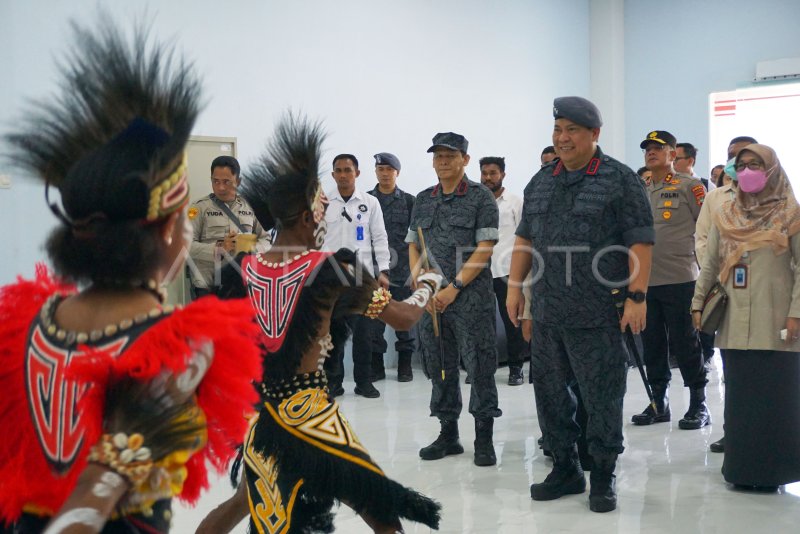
[188,156,270,297]
[633,131,709,429]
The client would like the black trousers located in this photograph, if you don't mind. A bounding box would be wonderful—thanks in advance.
[641,281,706,389]
[324,314,373,387]
[699,331,716,360]
[492,276,530,367]
[370,285,416,356]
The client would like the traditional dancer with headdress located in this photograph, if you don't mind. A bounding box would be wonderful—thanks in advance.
[0,15,262,533]
[198,115,442,533]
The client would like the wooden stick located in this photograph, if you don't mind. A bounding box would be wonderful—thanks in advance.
[417,228,439,338]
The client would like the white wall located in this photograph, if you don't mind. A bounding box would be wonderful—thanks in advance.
[624,0,800,177]
[0,0,591,284]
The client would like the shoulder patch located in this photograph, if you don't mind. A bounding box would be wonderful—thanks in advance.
[691,185,705,205]
[188,207,199,220]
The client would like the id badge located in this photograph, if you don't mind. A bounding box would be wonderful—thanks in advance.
[733,264,747,288]
[356,225,364,241]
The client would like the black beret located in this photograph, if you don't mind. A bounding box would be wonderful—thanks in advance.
[553,96,603,128]
[373,152,401,171]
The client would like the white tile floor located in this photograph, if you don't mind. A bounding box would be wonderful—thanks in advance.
[173,355,800,533]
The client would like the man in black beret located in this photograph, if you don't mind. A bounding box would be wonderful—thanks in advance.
[507,96,655,512]
[368,152,417,383]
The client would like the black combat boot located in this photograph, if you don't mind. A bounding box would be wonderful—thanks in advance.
[589,455,618,513]
[473,418,496,466]
[530,446,586,501]
[507,365,524,386]
[397,351,413,382]
[679,387,711,430]
[419,419,464,460]
[631,384,671,425]
[371,353,386,382]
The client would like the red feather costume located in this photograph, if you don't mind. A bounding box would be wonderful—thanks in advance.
[0,266,262,524]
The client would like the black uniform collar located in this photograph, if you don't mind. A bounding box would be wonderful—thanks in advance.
[552,147,604,185]
[431,176,470,197]
[370,185,404,198]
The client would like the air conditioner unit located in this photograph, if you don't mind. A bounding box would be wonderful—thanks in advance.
[754,57,800,82]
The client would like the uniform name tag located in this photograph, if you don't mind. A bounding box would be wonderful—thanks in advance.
[733,264,747,288]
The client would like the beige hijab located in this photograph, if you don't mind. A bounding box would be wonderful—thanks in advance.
[714,144,800,283]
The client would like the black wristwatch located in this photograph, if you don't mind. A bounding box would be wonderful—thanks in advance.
[451,279,464,291]
[627,291,646,303]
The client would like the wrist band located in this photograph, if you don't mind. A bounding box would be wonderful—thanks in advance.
[403,285,433,309]
[88,432,153,486]
[364,287,392,319]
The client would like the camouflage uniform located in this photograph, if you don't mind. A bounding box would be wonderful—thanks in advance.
[406,177,501,421]
[368,185,416,357]
[516,148,654,457]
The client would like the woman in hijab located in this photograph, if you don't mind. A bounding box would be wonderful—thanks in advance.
[692,144,800,491]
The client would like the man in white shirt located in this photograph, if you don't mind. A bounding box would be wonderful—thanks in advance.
[480,157,528,385]
[322,153,391,398]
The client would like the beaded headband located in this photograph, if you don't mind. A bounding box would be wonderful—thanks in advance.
[147,152,189,222]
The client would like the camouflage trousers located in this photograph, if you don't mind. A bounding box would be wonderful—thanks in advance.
[418,305,501,421]
[531,323,628,457]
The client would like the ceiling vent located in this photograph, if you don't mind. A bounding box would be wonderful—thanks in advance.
[755,57,800,82]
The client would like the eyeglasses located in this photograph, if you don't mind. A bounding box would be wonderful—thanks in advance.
[734,161,764,172]
[642,145,668,154]
[211,178,237,187]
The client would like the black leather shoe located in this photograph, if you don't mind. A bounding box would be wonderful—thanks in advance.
[397,352,413,382]
[508,366,524,386]
[710,436,725,453]
[631,404,671,425]
[679,387,711,430]
[679,406,710,429]
[354,383,380,398]
[329,384,345,398]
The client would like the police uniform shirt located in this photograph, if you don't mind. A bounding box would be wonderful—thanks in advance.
[647,172,705,287]
[406,176,499,309]
[368,185,415,285]
[491,189,523,279]
[323,188,391,274]
[188,194,271,288]
[515,148,655,328]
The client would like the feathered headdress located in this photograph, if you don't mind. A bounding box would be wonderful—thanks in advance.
[240,112,327,231]
[4,12,202,226]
